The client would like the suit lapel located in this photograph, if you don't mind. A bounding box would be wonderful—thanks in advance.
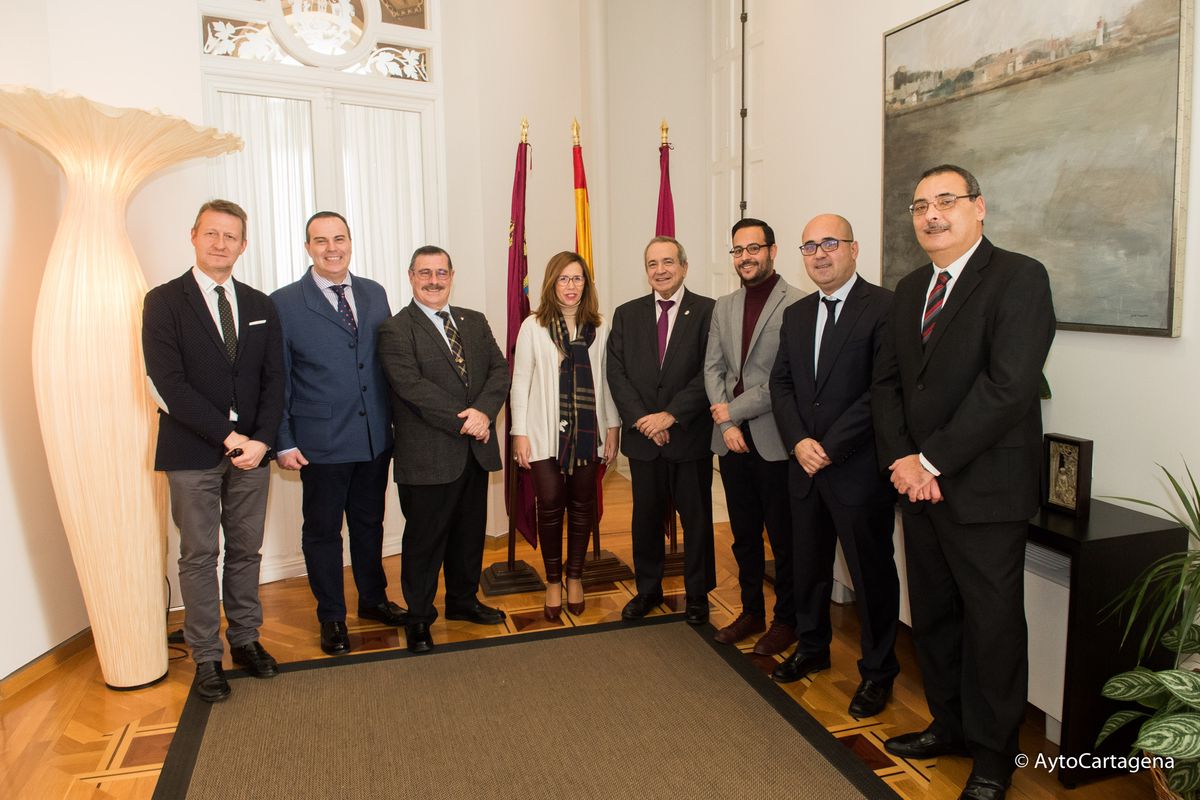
[793,294,819,389]
[183,272,229,358]
[920,238,991,371]
[815,280,870,394]
[745,278,786,357]
[302,269,356,337]
[660,290,697,374]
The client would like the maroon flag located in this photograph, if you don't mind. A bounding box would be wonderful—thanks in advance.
[505,138,537,546]
[656,142,675,237]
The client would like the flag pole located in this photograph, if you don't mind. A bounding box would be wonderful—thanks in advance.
[481,117,545,597]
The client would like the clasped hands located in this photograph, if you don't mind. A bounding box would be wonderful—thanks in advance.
[635,411,674,447]
[888,453,943,503]
[458,407,491,443]
[223,432,269,470]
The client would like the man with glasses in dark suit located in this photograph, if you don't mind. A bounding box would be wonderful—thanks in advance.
[377,246,510,654]
[872,165,1055,800]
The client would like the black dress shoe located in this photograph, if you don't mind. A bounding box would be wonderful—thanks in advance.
[358,600,408,627]
[230,641,279,678]
[848,679,891,718]
[684,596,709,625]
[444,600,506,625]
[192,660,231,703]
[958,775,1008,800]
[621,592,663,620]
[406,622,434,654]
[320,620,351,656]
[884,727,970,759]
[771,652,831,684]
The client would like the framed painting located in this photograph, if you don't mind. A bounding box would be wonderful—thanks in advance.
[883,0,1192,336]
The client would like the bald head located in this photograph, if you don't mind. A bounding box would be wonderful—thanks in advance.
[800,213,858,294]
[802,213,854,243]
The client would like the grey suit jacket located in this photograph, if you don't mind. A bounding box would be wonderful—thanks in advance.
[704,275,804,460]
[377,300,510,486]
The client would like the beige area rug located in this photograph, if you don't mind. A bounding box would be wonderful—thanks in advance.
[156,617,896,799]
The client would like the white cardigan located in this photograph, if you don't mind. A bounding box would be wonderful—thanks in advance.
[509,315,621,462]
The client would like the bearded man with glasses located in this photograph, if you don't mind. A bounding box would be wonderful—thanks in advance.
[703,218,805,655]
[871,165,1055,800]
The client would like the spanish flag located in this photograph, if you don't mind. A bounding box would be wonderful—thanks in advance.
[572,121,593,277]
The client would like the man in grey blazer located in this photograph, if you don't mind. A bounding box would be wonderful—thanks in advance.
[377,245,510,653]
[704,218,804,655]
[272,212,405,658]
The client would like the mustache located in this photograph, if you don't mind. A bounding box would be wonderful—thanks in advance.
[421,284,446,291]
[923,221,951,234]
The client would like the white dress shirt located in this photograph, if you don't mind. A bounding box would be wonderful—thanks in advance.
[192,266,239,337]
[813,272,858,373]
[311,269,358,318]
[413,298,455,348]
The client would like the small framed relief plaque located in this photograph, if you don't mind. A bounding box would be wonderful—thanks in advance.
[1044,433,1093,517]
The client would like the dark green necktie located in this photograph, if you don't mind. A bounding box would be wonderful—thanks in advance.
[436,310,468,381]
[215,285,237,362]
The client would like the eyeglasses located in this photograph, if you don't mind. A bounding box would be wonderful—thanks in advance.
[908,193,979,216]
[412,268,451,280]
[729,243,769,258]
[556,275,585,286]
[799,238,853,256]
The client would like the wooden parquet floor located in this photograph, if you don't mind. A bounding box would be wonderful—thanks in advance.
[1,471,1152,799]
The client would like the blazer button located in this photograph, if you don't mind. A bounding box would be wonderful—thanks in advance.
[917,383,925,391]
[358,410,366,416]
[348,341,355,348]
[813,401,821,407]
[361,386,367,391]
[359,363,365,369]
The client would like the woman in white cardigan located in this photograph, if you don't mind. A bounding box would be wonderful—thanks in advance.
[511,251,620,620]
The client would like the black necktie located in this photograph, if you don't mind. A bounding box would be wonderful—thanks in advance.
[329,284,358,336]
[816,297,840,382]
[215,285,237,363]
[436,310,468,381]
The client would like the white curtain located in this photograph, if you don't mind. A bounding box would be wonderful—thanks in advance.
[339,102,424,309]
[214,92,316,292]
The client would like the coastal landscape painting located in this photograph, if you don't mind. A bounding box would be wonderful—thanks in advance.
[883,0,1190,335]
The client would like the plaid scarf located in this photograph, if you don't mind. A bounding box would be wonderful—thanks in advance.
[550,312,598,475]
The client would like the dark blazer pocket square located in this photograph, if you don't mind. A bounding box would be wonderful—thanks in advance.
[248,319,267,326]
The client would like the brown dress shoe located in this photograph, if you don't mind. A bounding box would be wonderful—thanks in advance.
[713,612,766,644]
[753,620,798,656]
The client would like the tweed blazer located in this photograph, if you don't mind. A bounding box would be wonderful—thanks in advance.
[704,275,804,460]
[377,300,510,485]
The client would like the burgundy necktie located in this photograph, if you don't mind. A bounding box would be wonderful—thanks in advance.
[657,299,675,366]
[329,284,358,337]
[922,271,951,345]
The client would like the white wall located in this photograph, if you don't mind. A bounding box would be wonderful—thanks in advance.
[0,0,711,676]
[745,0,1200,511]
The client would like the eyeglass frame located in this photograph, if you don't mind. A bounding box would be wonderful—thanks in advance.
[556,274,586,286]
[411,267,452,280]
[799,238,854,256]
[908,193,979,216]
[728,242,771,258]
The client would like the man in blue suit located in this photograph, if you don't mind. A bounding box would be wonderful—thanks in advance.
[272,211,405,656]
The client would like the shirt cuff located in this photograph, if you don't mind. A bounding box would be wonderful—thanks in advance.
[918,452,941,476]
[277,447,297,457]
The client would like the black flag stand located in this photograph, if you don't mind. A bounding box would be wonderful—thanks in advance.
[480,407,545,597]
[581,465,634,587]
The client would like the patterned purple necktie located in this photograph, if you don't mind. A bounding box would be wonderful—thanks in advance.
[922,271,951,345]
[657,299,675,366]
[329,284,358,337]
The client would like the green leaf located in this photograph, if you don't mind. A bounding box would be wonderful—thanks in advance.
[1095,709,1148,747]
[1103,668,1165,701]
[1167,761,1200,794]
[1135,713,1200,759]
[1162,624,1200,654]
[1159,670,1200,707]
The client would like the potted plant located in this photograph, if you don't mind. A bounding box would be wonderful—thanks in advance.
[1098,462,1200,799]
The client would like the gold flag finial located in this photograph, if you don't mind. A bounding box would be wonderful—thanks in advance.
[661,119,669,146]
[572,118,580,146]
[521,117,528,144]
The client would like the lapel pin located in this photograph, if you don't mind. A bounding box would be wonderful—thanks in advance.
[684,309,690,316]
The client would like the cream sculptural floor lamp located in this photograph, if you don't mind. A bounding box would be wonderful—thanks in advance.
[0,87,241,689]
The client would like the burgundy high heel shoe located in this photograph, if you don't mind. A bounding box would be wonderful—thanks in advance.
[544,582,563,621]
[566,577,585,615]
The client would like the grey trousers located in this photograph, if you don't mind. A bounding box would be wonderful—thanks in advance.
[168,460,270,664]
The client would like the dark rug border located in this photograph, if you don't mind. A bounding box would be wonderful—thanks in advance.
[156,614,898,799]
